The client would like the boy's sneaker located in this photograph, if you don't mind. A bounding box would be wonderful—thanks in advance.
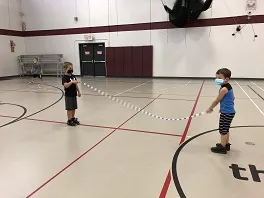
[211,144,227,154]
[72,117,80,125]
[67,120,76,126]
[216,143,231,151]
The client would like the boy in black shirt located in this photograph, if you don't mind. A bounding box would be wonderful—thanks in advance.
[62,62,81,126]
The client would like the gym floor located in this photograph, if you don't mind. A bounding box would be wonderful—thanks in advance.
[0,77,263,198]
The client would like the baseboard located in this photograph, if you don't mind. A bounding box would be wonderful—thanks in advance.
[0,75,20,80]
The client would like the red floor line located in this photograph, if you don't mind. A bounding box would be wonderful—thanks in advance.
[179,80,204,144]
[159,171,172,198]
[25,94,162,197]
[159,80,205,198]
[0,115,182,137]
[119,128,182,137]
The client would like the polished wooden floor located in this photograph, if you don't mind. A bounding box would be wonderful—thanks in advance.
[0,77,263,198]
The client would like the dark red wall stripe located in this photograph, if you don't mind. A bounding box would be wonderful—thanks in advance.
[114,47,124,77]
[23,15,264,37]
[106,48,115,77]
[142,46,153,77]
[1,15,263,37]
[123,47,133,77]
[106,46,153,77]
[0,29,24,36]
[133,47,143,77]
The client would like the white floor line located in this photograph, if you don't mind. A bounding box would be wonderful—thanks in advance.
[114,80,152,96]
[173,80,191,88]
[146,81,191,91]
[250,81,264,92]
[153,80,192,91]
[235,81,264,116]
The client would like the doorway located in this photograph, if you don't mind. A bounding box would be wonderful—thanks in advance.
[79,43,106,77]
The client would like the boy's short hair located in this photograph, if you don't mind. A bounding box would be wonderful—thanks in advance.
[216,68,231,78]
[64,62,73,70]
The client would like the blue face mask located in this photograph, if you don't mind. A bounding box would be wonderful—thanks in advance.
[215,79,224,85]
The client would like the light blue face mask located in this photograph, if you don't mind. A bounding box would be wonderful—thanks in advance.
[215,79,224,85]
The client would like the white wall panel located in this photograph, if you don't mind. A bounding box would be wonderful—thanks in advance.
[24,23,264,78]
[0,0,21,30]
[21,0,264,30]
[0,0,25,77]
[0,35,25,77]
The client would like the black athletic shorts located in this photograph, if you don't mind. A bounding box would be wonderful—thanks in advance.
[65,96,78,110]
[219,113,235,135]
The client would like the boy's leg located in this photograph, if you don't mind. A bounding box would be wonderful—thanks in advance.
[38,75,44,88]
[211,113,228,154]
[221,134,228,147]
[29,75,34,83]
[39,74,43,83]
[65,97,76,126]
[71,98,80,125]
[67,110,72,120]
[72,110,75,118]
[225,114,235,149]
[213,113,235,153]
[67,110,76,126]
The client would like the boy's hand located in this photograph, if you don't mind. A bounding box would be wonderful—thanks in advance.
[78,92,81,97]
[206,108,213,114]
[72,80,78,84]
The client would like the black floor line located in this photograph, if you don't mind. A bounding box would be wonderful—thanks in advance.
[0,83,64,129]
[0,103,27,128]
[21,83,64,120]
[171,125,264,198]
[248,85,264,101]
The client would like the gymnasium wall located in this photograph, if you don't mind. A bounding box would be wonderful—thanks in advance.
[21,0,264,78]
[0,0,25,77]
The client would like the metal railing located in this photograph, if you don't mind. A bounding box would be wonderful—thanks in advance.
[18,54,64,77]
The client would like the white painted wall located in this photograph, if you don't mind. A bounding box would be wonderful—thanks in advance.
[24,24,264,78]
[0,36,25,77]
[0,0,25,77]
[22,0,264,78]
[21,0,264,31]
[0,0,22,30]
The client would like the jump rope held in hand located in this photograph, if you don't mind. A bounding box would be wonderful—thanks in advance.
[80,82,208,121]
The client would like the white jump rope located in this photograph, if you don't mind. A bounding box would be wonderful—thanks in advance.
[81,82,207,121]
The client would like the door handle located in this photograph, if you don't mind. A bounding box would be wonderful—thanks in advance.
[94,61,105,63]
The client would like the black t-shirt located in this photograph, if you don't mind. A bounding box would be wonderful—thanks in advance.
[62,74,77,97]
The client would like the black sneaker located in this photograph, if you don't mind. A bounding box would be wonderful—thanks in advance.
[67,120,76,126]
[216,143,231,151]
[211,144,227,154]
[72,117,80,125]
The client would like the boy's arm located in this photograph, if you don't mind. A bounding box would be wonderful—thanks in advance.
[63,81,73,88]
[207,88,228,112]
[62,76,74,88]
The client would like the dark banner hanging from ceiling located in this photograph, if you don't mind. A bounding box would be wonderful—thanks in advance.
[163,0,213,27]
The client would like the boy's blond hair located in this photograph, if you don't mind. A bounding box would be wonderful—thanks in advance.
[64,62,73,70]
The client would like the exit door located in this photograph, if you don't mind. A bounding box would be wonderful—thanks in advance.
[79,43,106,76]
